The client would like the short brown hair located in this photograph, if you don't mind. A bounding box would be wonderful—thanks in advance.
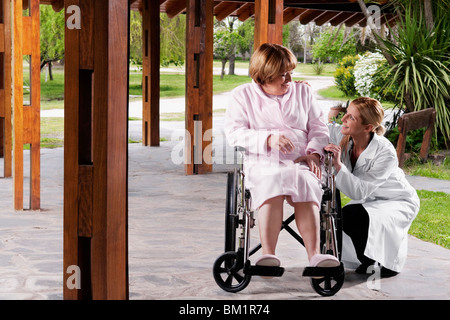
[249,43,297,85]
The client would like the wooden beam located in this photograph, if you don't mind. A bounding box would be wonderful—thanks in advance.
[142,0,160,146]
[236,2,254,22]
[299,9,324,25]
[0,0,12,178]
[254,0,268,49]
[254,0,283,49]
[215,2,241,21]
[328,11,356,26]
[13,0,40,210]
[64,0,129,300]
[267,0,283,45]
[165,0,186,18]
[185,0,213,175]
[51,0,64,12]
[314,11,339,26]
[283,8,307,25]
[344,12,365,27]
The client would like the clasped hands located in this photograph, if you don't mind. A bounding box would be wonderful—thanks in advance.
[267,134,322,179]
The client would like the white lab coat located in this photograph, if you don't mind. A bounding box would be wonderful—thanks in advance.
[329,124,420,272]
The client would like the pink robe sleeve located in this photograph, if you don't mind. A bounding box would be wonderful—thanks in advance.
[224,89,272,155]
[304,86,329,162]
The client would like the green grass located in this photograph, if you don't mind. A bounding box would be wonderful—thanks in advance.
[317,85,395,109]
[40,68,65,102]
[40,117,64,148]
[130,72,252,97]
[410,190,450,249]
[295,63,337,77]
[403,157,450,181]
[318,85,355,101]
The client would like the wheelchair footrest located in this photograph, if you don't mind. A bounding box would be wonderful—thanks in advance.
[302,263,344,277]
[245,265,285,277]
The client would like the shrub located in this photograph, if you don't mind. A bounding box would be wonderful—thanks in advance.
[334,55,359,97]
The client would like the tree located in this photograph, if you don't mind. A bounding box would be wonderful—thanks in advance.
[129,11,143,67]
[236,19,254,60]
[214,27,241,80]
[160,14,186,66]
[312,26,357,63]
[40,5,65,80]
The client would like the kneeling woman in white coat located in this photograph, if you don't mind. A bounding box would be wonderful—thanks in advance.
[325,97,420,277]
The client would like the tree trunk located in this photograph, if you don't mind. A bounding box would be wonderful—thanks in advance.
[404,91,415,113]
[229,53,235,76]
[423,0,434,32]
[49,61,53,81]
[221,59,227,80]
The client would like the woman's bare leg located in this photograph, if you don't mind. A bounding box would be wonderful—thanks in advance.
[290,200,321,261]
[257,196,285,255]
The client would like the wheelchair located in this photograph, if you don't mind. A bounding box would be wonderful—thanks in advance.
[212,147,345,296]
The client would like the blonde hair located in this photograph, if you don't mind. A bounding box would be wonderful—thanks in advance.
[249,43,297,85]
[340,97,386,158]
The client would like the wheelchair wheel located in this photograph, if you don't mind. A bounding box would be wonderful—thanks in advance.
[310,271,345,297]
[213,251,251,293]
[224,170,240,252]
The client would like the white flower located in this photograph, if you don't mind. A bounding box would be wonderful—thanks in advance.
[354,51,386,99]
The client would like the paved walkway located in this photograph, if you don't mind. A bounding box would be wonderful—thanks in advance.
[0,142,449,300]
[1,75,449,300]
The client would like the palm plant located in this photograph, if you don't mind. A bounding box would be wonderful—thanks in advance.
[376,1,450,141]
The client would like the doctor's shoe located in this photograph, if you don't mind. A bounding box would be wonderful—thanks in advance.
[355,262,376,275]
[355,263,399,278]
[380,267,399,278]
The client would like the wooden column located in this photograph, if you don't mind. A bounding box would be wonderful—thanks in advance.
[13,0,40,210]
[185,0,213,175]
[64,0,129,300]
[254,0,284,49]
[0,0,12,178]
[142,0,160,146]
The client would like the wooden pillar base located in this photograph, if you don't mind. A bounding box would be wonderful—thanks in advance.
[64,0,129,300]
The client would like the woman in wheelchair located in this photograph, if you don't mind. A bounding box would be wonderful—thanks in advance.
[325,97,420,277]
[224,43,340,270]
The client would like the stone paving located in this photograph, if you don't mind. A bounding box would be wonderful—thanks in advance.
[0,141,449,300]
[1,75,449,300]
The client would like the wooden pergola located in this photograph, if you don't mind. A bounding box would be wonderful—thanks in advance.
[0,0,394,300]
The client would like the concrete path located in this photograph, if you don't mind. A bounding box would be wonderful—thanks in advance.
[0,142,449,300]
[1,74,449,300]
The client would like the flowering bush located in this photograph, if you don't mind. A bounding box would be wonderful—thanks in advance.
[334,55,360,97]
[353,51,386,99]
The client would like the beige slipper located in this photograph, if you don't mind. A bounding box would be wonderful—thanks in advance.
[255,254,281,279]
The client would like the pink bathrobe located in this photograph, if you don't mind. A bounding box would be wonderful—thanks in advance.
[225,80,329,209]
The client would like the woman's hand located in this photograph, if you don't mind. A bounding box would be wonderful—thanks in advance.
[294,153,322,179]
[324,144,343,172]
[267,134,295,154]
